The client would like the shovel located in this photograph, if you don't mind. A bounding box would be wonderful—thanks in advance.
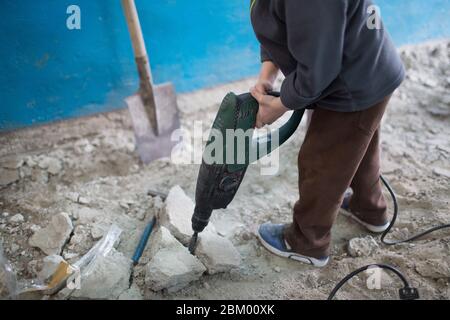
[121,0,180,163]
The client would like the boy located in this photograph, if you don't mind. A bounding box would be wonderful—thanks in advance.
[250,0,405,267]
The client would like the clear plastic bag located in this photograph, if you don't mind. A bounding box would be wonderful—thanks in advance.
[1,224,122,298]
[1,242,48,298]
[73,224,122,277]
[60,224,122,296]
[0,242,18,299]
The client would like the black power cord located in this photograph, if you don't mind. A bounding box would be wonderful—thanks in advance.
[327,264,419,300]
[379,175,450,245]
[329,175,450,300]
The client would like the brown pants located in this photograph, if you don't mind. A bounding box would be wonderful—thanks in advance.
[284,96,391,259]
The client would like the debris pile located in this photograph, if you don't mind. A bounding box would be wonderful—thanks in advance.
[196,230,241,274]
[144,227,206,292]
[347,236,379,258]
[1,40,449,299]
[29,212,73,256]
[142,185,241,292]
[71,248,132,300]
[1,184,241,299]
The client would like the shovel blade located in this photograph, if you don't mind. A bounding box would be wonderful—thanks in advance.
[125,82,180,163]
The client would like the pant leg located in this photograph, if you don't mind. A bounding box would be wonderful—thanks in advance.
[284,96,390,258]
[349,128,388,226]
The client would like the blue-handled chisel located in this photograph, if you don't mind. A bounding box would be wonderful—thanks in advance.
[132,216,157,265]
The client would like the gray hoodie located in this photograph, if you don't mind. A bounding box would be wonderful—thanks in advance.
[250,0,405,111]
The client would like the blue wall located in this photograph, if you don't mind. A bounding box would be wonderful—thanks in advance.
[0,0,449,131]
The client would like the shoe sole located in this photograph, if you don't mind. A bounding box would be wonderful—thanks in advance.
[257,232,329,268]
[341,209,390,233]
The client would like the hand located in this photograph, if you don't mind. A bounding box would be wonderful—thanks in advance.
[253,61,278,95]
[250,87,290,129]
[253,79,273,95]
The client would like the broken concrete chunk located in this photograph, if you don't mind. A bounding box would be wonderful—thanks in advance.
[72,248,132,300]
[0,168,19,186]
[119,201,130,210]
[66,192,80,203]
[415,259,450,279]
[10,244,19,253]
[9,213,25,224]
[25,156,37,167]
[63,252,79,261]
[144,227,206,292]
[140,226,181,265]
[160,185,215,245]
[77,207,102,224]
[347,236,379,257]
[195,231,241,274]
[90,224,108,240]
[78,196,91,205]
[1,158,24,169]
[38,156,63,175]
[29,212,73,255]
[31,168,48,184]
[145,249,206,293]
[433,167,450,178]
[118,284,143,300]
[29,224,40,232]
[48,160,63,175]
[428,106,450,118]
[159,186,194,245]
[27,259,41,276]
[66,225,92,253]
[38,255,66,280]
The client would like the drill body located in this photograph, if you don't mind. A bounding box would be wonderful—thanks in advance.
[189,92,304,253]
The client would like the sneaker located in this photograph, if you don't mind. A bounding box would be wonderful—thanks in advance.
[257,222,329,267]
[341,192,390,233]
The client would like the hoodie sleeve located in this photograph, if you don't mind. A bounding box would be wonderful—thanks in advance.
[260,45,272,63]
[280,0,347,109]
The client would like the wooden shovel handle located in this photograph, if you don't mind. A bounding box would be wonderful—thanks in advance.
[121,0,153,83]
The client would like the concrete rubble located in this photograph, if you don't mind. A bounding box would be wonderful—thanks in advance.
[29,212,73,255]
[71,248,132,299]
[144,226,206,292]
[1,172,246,297]
[9,213,25,224]
[90,223,109,240]
[433,167,450,179]
[76,207,103,224]
[38,156,63,175]
[78,196,91,205]
[1,40,448,300]
[118,284,143,300]
[347,236,379,257]
[64,225,93,256]
[195,230,241,274]
[142,185,241,288]
[415,259,450,279]
[0,168,19,186]
[1,158,24,169]
[66,192,80,203]
[159,185,215,245]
